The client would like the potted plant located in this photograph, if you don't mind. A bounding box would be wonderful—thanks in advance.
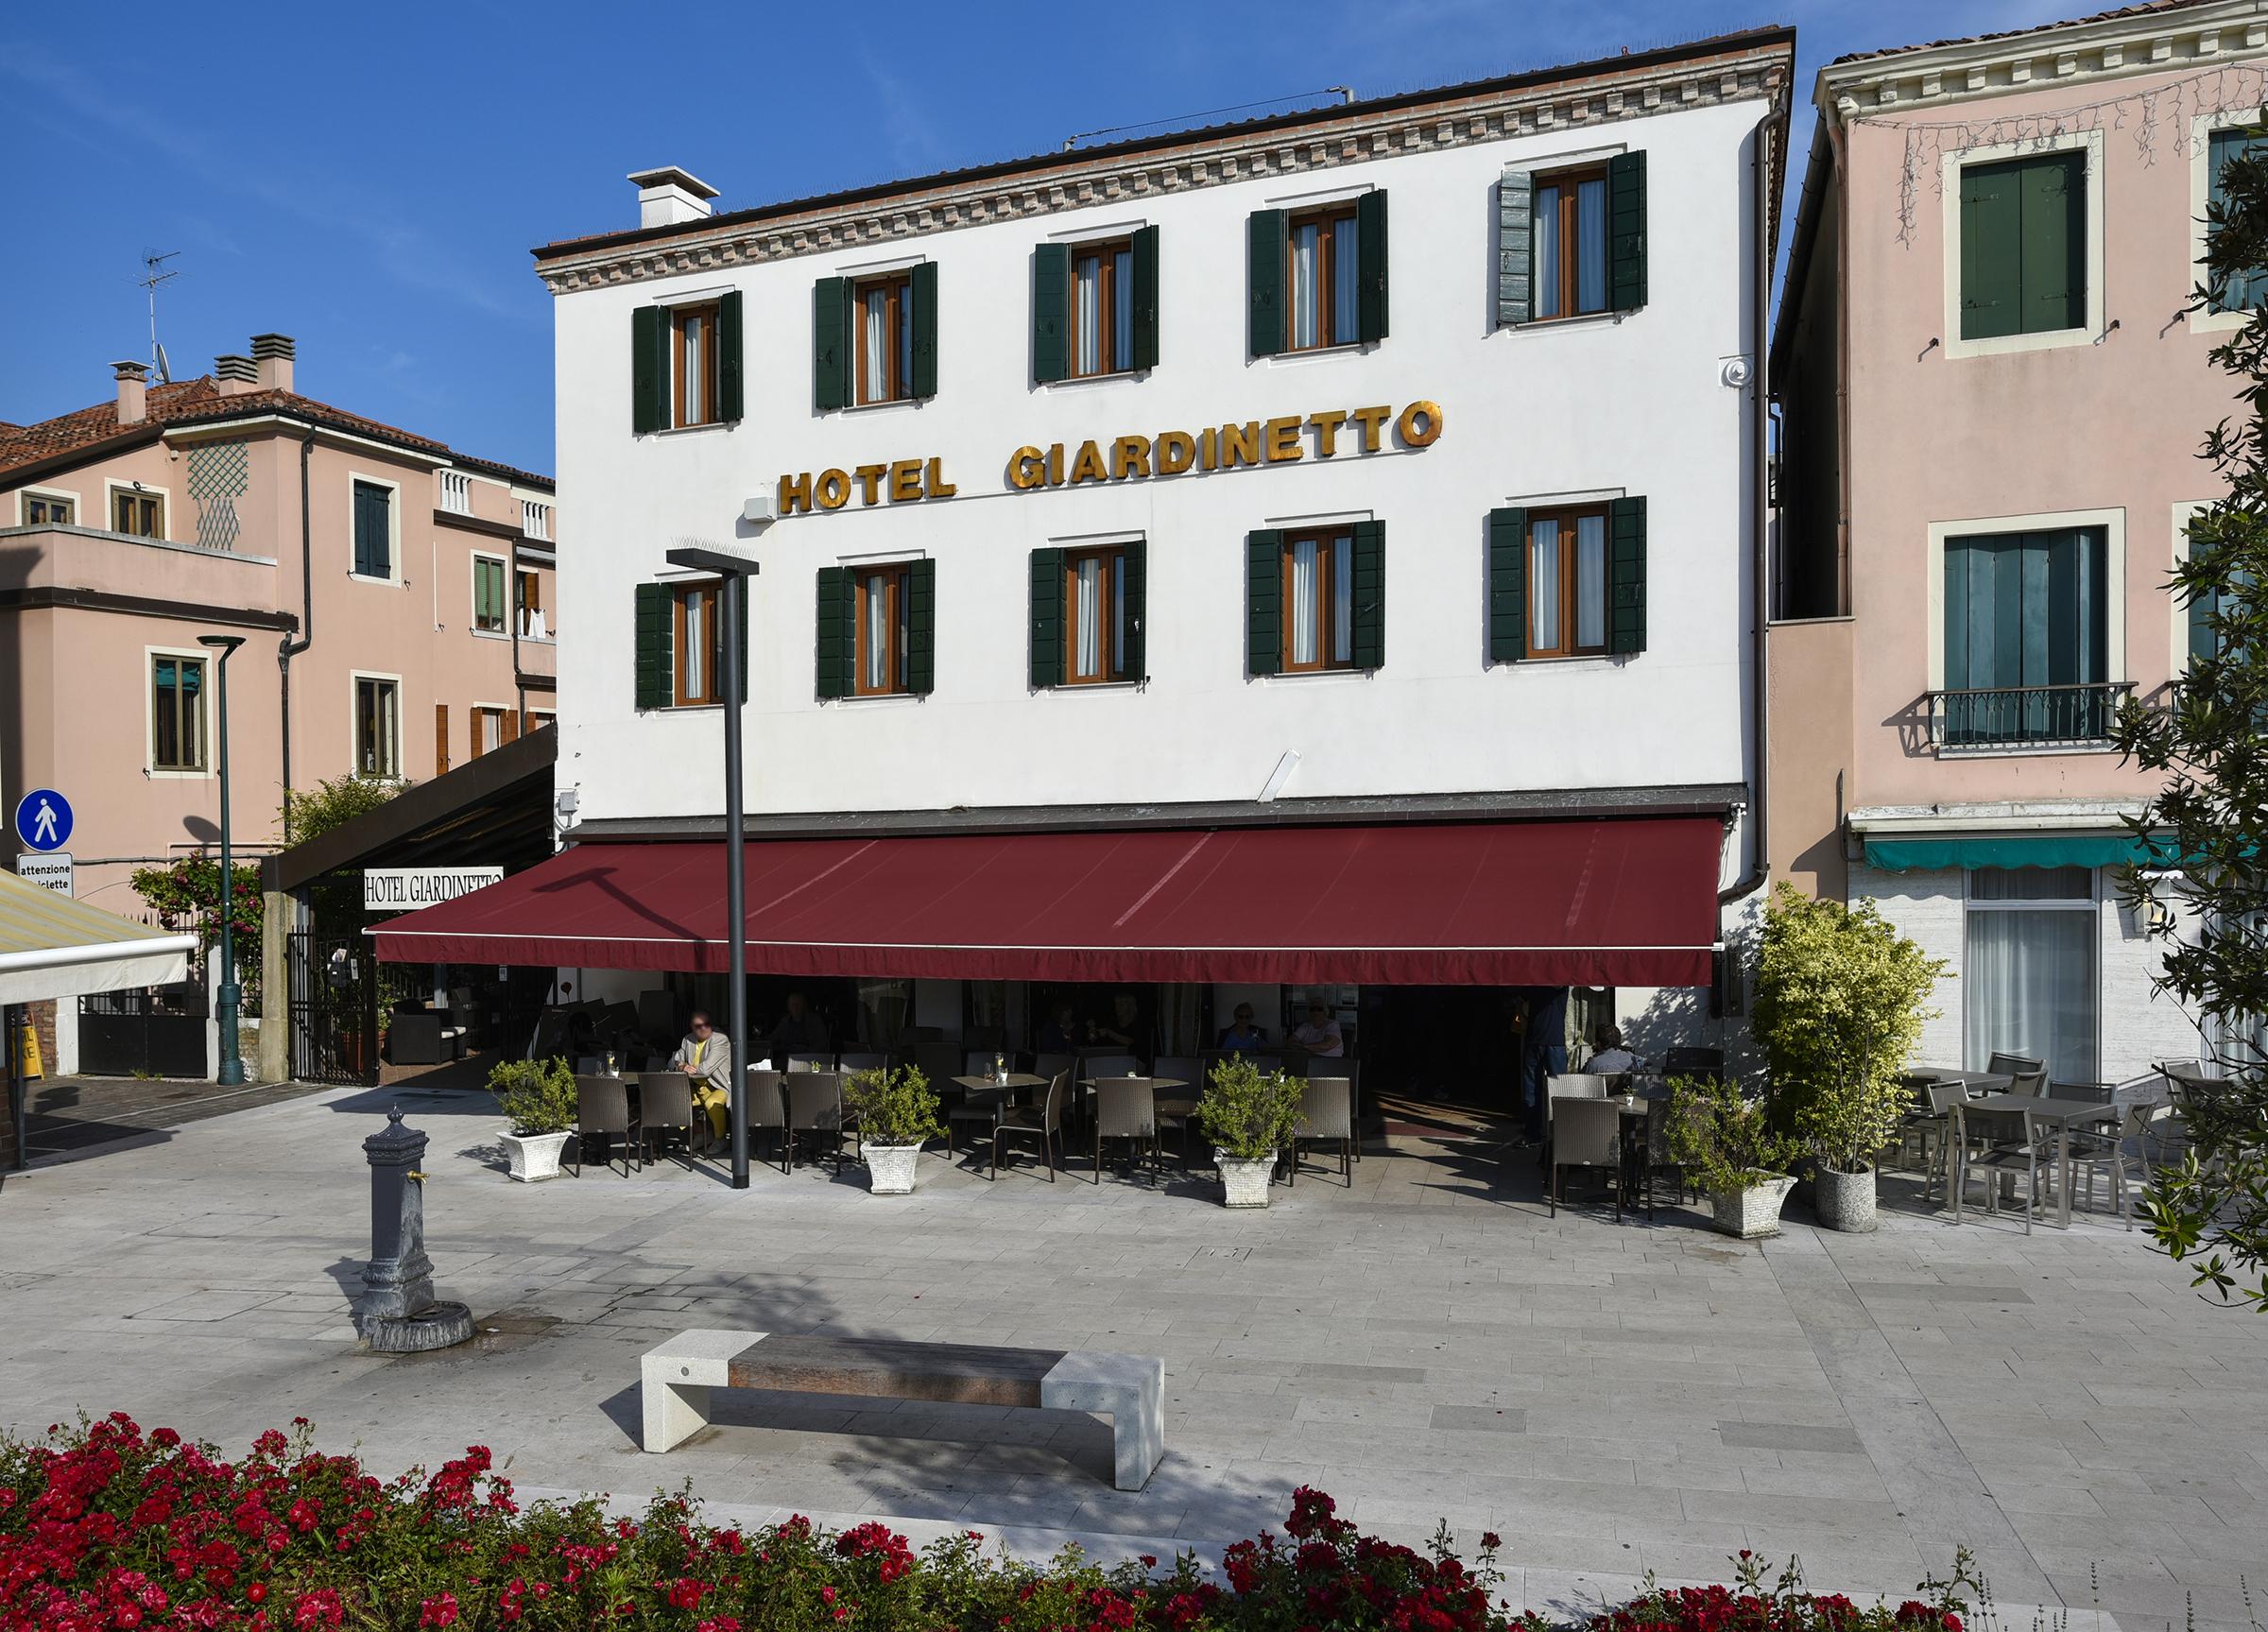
[1751,883,1947,1232]
[1198,1056,1304,1208]
[1667,1074,1805,1238]
[491,1057,577,1181]
[842,1065,943,1194]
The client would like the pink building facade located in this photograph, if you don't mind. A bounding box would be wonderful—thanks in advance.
[1768,0,2260,1083]
[0,337,558,1072]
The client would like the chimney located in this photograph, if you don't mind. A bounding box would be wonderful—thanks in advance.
[251,332,295,393]
[112,360,148,424]
[627,165,718,229]
[214,354,257,395]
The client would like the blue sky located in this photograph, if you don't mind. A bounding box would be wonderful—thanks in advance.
[2,1,2071,477]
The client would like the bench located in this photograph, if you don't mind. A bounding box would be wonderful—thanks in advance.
[640,1330,1164,1491]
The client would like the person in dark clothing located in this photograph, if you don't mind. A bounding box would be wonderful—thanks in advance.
[1521,987,1570,1142]
[766,990,831,1057]
[1216,1004,1268,1052]
[1038,1002,1079,1053]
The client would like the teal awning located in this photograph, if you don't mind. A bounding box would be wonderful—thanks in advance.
[1863,833,2174,872]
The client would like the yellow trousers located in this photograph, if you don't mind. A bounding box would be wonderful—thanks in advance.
[694,1084,729,1142]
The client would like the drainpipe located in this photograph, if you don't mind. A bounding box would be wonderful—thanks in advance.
[278,427,315,840]
[1720,83,1784,908]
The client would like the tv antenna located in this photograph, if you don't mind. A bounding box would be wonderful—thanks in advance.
[137,249,180,382]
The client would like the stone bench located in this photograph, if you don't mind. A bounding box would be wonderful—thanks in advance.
[640,1330,1164,1491]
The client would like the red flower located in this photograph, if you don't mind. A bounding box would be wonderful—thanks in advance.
[666,1578,708,1610]
[418,1590,459,1628]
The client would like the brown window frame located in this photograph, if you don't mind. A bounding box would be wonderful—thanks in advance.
[150,654,208,773]
[1062,544,1129,684]
[1285,204,1360,352]
[672,580,727,707]
[671,301,721,428]
[353,676,401,779]
[112,490,163,538]
[516,567,543,634]
[1530,163,1609,324]
[472,705,507,759]
[852,564,912,696]
[852,272,914,405]
[1279,527,1357,674]
[1070,239,1135,378]
[1524,504,1610,661]
[26,493,74,525]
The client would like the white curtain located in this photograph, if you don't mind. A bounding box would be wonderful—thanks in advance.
[681,311,706,418]
[684,589,708,698]
[1533,184,1561,319]
[1332,215,1359,340]
[1332,534,1353,662]
[862,286,888,400]
[1575,513,1606,648]
[1074,556,1101,678]
[1290,540,1319,664]
[1111,553,1127,676]
[1529,518,1560,649]
[1577,178,1607,313]
[863,575,887,690]
[1075,256,1102,376]
[1965,906,2098,1082]
[1291,223,1320,348]
[1112,247,1134,366]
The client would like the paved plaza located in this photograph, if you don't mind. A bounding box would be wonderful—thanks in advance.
[1,1086,2263,1628]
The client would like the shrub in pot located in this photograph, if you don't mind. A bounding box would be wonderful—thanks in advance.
[1198,1055,1303,1207]
[1751,882,1947,1232]
[490,1057,576,1182]
[842,1064,943,1194]
[1667,1074,1805,1238]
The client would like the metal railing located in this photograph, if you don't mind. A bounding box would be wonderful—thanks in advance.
[1927,681,2134,749]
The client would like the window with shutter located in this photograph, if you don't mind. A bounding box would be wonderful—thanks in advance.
[634,582,673,710]
[631,305,666,433]
[1121,539,1148,680]
[1959,150,2085,340]
[816,566,854,698]
[672,581,728,706]
[1246,530,1283,675]
[1350,519,1384,669]
[1033,245,1070,384]
[1130,226,1160,370]
[1030,547,1065,687]
[1496,172,1534,328]
[850,271,924,404]
[1607,149,1646,313]
[1283,203,1362,351]
[1608,495,1647,655]
[1356,190,1388,342]
[1247,211,1286,358]
[716,289,744,422]
[813,278,851,411]
[1274,527,1363,673]
[472,555,507,633]
[2208,128,2268,312]
[905,558,936,694]
[1487,507,1528,661]
[352,480,392,578]
[1522,505,1610,659]
[1062,238,1141,378]
[1529,163,1611,321]
[910,261,938,400]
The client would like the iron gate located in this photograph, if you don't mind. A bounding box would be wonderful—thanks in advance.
[77,951,209,1078]
[287,930,377,1086]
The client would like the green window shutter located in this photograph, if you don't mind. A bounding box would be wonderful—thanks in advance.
[909,261,938,399]
[2021,151,2086,335]
[1487,507,1528,662]
[1959,161,2023,340]
[1029,547,1065,688]
[1033,244,1071,384]
[815,567,853,698]
[631,305,666,434]
[905,558,936,694]
[634,582,673,709]
[1122,540,1148,680]
[716,290,745,422]
[814,278,850,411]
[1608,150,1647,314]
[1130,225,1160,370]
[1608,496,1648,656]
[1497,171,1533,327]
[1356,190,1389,342]
[1247,210,1286,358]
[1350,519,1385,669]
[1246,530,1283,676]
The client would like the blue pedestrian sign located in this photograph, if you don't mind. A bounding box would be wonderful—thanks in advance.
[15,789,72,852]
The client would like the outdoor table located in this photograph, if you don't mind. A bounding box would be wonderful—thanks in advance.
[1610,1088,1664,1192]
[1913,1068,2013,1098]
[1953,1091,2122,1228]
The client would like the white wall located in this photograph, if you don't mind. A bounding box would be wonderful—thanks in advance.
[551,97,1762,850]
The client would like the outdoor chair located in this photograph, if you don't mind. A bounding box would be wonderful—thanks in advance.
[1549,1097,1624,1220]
[1541,1074,1608,1172]
[2056,1090,2147,1228]
[1919,1078,1969,1202]
[784,1052,835,1073]
[993,1072,1067,1181]
[1153,1056,1203,1089]
[1084,1053,1141,1079]
[635,1073,698,1168]
[744,1068,789,1173]
[1640,1094,1700,1217]
[787,1072,852,1172]
[836,1051,889,1075]
[1662,1046,1725,1084]
[1987,1051,2048,1097]
[1956,1103,2046,1233]
[575,1056,604,1076]
[1288,1074,1354,1186]
[1091,1077,1160,1182]
[572,1074,643,1177]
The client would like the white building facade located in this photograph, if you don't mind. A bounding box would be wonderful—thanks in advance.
[383,29,1793,1092]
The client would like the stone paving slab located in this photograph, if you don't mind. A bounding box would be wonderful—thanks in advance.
[0,1083,2263,1629]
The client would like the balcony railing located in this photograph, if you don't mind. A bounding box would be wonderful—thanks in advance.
[1928,681,2135,749]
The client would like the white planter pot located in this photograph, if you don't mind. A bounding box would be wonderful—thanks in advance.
[501,1129,571,1183]
[1710,1173,1796,1239]
[866,1142,923,1194]
[1217,1153,1277,1209]
[1813,1162,1878,1232]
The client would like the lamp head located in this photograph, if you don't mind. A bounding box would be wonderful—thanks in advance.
[198,633,247,657]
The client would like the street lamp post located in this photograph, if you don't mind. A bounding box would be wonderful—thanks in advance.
[199,634,248,1087]
[663,546,760,1189]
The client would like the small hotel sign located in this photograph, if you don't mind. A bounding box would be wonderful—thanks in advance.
[364,867,504,914]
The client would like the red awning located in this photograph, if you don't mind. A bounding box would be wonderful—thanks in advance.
[371,817,1725,987]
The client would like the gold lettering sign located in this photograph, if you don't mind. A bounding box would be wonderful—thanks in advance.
[777,401,1442,513]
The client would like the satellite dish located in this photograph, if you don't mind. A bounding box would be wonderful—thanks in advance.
[155,340,173,384]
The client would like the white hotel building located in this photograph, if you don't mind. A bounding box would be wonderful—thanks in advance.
[380,29,1794,1103]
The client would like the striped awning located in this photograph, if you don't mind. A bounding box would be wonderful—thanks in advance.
[0,868,196,1005]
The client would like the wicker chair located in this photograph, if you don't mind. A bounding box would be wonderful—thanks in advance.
[993,1072,1066,1181]
[1550,1097,1624,1220]
[1541,1074,1609,1172]
[836,1052,890,1075]
[1091,1077,1160,1182]
[636,1073,697,1167]
[787,1072,851,1172]
[784,1052,836,1074]
[744,1068,789,1173]
[572,1074,642,1177]
[1288,1075,1355,1186]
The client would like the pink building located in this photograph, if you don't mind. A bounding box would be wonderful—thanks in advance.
[0,336,558,1072]
[1768,0,2258,1082]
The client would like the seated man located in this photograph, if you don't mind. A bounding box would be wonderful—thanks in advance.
[670,1011,732,1142]
[1290,1002,1344,1058]
[1216,1004,1269,1052]
[767,990,831,1058]
[1587,1023,1641,1075]
[1038,1002,1080,1054]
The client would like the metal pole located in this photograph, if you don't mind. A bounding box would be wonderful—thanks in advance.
[723,571,749,1189]
[7,1003,26,1174]
[201,635,247,1086]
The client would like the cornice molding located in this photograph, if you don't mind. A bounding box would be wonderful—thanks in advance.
[537,43,1791,295]
[1822,0,2268,125]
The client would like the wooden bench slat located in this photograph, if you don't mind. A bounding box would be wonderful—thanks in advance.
[727,1334,1067,1408]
